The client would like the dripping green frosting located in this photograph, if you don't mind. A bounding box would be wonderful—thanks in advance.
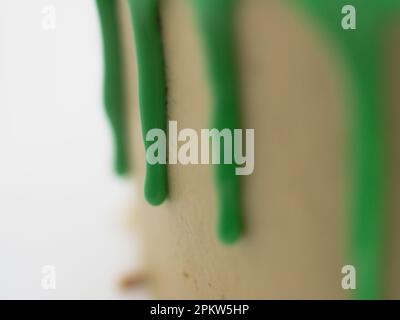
[127,0,168,206]
[96,0,130,175]
[97,0,400,299]
[190,0,243,244]
[292,0,400,300]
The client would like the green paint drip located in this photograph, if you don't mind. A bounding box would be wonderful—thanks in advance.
[291,0,400,300]
[127,0,168,206]
[96,0,129,175]
[190,0,243,244]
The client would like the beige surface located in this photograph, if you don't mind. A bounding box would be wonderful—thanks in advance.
[387,24,400,299]
[118,0,400,299]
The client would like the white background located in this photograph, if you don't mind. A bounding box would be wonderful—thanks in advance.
[0,0,145,299]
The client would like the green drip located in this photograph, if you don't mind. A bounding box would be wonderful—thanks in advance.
[349,51,387,300]
[292,0,400,299]
[96,0,129,175]
[190,0,243,244]
[127,0,168,206]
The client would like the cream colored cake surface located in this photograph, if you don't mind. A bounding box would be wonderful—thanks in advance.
[115,0,400,299]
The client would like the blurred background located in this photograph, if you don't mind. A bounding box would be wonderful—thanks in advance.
[0,0,145,299]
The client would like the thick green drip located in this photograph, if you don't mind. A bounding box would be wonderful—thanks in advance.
[190,0,242,244]
[292,0,400,300]
[127,0,168,206]
[96,0,129,175]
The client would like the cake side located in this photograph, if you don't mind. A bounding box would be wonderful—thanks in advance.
[122,0,347,299]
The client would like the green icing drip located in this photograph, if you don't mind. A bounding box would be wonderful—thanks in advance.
[191,0,243,244]
[96,0,130,175]
[291,0,400,300]
[127,0,168,206]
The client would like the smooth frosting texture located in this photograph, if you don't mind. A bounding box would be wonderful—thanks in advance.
[96,0,130,175]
